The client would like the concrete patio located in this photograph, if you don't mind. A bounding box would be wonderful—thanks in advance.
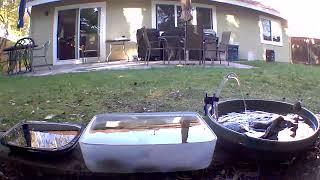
[27,60,254,77]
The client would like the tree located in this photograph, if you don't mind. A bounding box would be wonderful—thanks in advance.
[0,0,30,39]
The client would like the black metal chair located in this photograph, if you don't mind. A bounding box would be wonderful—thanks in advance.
[7,37,35,74]
[141,27,169,65]
[160,27,184,64]
[183,24,205,65]
[33,40,51,70]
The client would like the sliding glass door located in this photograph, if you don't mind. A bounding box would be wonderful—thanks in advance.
[79,8,100,58]
[57,7,101,61]
[57,9,77,60]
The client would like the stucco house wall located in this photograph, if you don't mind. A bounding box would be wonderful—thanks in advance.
[29,0,290,65]
[215,2,290,62]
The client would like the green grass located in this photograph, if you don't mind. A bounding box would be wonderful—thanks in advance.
[0,61,319,130]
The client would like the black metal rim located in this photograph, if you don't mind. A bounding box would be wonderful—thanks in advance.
[206,99,320,148]
[0,121,84,154]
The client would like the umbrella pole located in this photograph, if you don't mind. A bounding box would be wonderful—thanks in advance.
[185,21,187,64]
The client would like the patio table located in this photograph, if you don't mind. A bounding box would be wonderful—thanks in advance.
[3,45,38,52]
[159,36,184,63]
[3,44,38,74]
[159,35,219,63]
[106,39,130,62]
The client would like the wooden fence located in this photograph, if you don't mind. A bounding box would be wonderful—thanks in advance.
[291,37,320,65]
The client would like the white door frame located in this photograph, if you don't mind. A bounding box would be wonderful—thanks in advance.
[53,2,106,65]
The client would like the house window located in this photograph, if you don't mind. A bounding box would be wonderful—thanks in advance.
[196,7,213,29]
[260,17,282,45]
[176,6,184,28]
[156,4,175,31]
[155,3,214,31]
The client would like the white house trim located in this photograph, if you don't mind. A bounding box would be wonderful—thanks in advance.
[27,0,284,19]
[52,2,106,65]
[26,0,61,8]
[151,0,217,33]
[210,0,284,19]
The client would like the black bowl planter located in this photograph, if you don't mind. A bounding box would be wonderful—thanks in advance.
[0,121,84,155]
[203,99,320,161]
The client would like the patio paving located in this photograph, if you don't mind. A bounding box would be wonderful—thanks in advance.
[26,60,254,77]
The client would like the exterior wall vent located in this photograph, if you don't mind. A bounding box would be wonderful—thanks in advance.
[266,49,275,62]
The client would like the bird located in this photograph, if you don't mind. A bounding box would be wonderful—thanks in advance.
[293,101,302,114]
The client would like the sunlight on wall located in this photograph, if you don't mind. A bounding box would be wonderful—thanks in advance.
[262,48,267,61]
[225,15,239,44]
[123,8,143,43]
[123,8,144,58]
[226,15,239,28]
[230,33,237,45]
[126,43,138,59]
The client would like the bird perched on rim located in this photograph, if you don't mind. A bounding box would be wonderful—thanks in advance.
[293,101,302,114]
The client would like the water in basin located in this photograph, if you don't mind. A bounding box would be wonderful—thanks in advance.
[218,110,315,141]
[2,125,78,149]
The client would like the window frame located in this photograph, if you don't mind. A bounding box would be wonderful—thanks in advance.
[259,16,283,46]
[152,0,217,32]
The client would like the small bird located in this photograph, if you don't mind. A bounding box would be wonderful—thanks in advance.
[293,101,302,123]
[293,101,302,114]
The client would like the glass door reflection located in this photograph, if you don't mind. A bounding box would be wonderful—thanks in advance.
[57,9,77,60]
[79,8,100,58]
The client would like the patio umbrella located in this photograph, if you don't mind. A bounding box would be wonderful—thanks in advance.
[17,0,26,28]
[180,0,193,22]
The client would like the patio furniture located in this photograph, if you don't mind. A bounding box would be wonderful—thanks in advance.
[106,38,130,62]
[217,31,231,65]
[141,27,169,65]
[160,27,184,63]
[227,44,239,61]
[81,35,100,64]
[136,28,161,61]
[159,36,183,64]
[3,37,36,74]
[33,40,51,70]
[204,33,219,64]
[182,25,205,64]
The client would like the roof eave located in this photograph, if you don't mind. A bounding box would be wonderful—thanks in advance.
[26,0,287,20]
[211,0,287,20]
[26,0,61,8]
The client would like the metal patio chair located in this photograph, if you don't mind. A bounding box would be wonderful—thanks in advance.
[81,35,100,64]
[217,31,231,65]
[141,27,169,65]
[182,24,205,65]
[33,40,51,70]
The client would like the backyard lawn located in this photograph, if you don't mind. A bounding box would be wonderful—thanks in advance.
[0,61,319,130]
